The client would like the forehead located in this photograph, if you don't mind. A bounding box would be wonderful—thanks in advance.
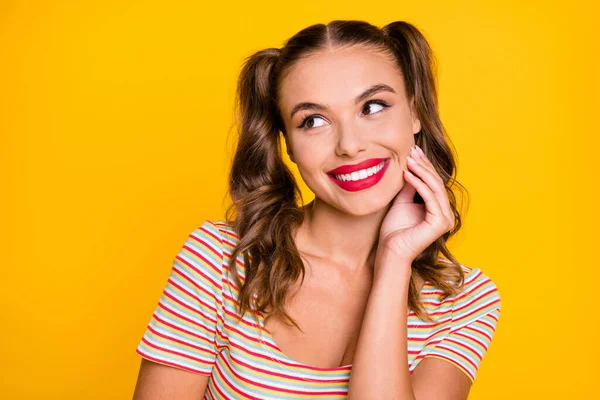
[278,45,405,112]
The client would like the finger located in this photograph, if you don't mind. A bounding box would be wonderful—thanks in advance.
[407,155,446,204]
[403,166,445,225]
[414,147,455,227]
[395,173,418,203]
[412,146,442,184]
[406,156,453,226]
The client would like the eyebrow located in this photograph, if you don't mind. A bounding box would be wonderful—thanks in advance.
[289,83,397,119]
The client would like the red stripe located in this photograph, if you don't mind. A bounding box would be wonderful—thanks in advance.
[227,322,283,353]
[168,267,221,311]
[407,326,451,342]
[408,342,442,355]
[167,274,218,314]
[218,231,240,244]
[157,301,217,331]
[411,337,445,357]
[431,344,478,370]
[225,324,280,353]
[453,300,501,325]
[138,341,214,368]
[412,307,454,317]
[407,315,452,327]
[463,321,494,342]
[199,222,224,245]
[456,271,485,296]
[137,348,209,375]
[223,307,262,330]
[205,383,216,399]
[146,324,215,356]
[443,337,484,361]
[210,370,235,399]
[187,235,221,264]
[162,291,217,326]
[227,351,349,383]
[172,264,226,314]
[187,235,222,275]
[478,314,499,334]
[453,273,487,302]
[453,287,499,314]
[227,340,351,373]
[458,324,492,345]
[420,298,454,306]
[222,286,241,306]
[219,355,348,396]
[222,248,249,268]
[420,289,445,296]
[214,223,236,235]
[227,340,298,368]
[175,253,220,289]
[152,313,216,344]
[212,361,263,400]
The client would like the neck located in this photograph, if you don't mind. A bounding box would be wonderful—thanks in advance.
[294,197,392,272]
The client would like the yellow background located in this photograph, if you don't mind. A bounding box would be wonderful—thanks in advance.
[2,0,598,398]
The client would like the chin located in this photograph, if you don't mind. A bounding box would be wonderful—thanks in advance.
[330,192,396,217]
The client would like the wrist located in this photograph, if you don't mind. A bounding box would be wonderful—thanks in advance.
[377,237,416,263]
[374,246,413,283]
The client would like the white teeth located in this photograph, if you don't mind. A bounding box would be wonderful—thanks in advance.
[334,161,386,182]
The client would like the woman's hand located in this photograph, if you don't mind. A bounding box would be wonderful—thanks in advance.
[378,144,455,266]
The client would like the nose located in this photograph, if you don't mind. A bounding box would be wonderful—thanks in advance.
[335,122,367,158]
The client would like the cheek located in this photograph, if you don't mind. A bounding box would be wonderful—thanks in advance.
[375,117,414,151]
[289,137,329,174]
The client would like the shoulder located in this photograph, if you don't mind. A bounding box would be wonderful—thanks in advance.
[457,264,500,301]
[450,263,501,330]
[195,219,247,280]
[435,258,500,298]
[203,219,241,265]
[207,219,238,245]
[187,219,238,254]
[170,220,228,288]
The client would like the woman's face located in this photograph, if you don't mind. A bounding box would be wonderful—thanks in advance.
[278,45,421,216]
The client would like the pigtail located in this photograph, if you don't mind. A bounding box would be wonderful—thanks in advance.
[382,22,440,119]
[382,22,468,322]
[226,48,306,331]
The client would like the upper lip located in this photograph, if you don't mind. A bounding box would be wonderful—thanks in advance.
[327,158,388,175]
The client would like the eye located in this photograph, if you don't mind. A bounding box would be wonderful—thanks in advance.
[362,100,390,116]
[297,100,390,130]
[297,115,328,130]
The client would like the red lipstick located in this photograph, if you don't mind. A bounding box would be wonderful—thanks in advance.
[327,158,390,192]
[327,158,388,175]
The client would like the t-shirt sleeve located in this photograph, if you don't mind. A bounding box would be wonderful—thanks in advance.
[424,268,501,383]
[135,220,225,375]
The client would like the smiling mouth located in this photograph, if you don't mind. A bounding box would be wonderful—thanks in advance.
[326,159,390,192]
[328,160,387,182]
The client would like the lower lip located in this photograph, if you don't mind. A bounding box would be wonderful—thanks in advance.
[327,160,391,192]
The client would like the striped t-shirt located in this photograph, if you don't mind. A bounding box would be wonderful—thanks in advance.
[136,219,501,399]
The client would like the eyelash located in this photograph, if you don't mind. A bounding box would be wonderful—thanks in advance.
[296,99,391,130]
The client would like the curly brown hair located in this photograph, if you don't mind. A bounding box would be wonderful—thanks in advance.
[225,20,469,330]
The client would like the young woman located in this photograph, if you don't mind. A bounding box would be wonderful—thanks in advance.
[132,20,501,400]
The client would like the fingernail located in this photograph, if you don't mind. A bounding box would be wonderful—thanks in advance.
[416,145,425,157]
[411,146,420,159]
